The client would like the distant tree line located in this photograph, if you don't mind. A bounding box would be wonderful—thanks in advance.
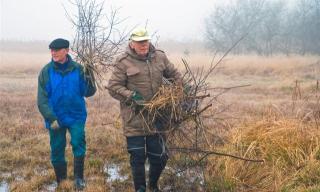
[205,0,320,55]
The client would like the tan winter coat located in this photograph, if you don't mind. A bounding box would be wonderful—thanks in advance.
[107,45,181,137]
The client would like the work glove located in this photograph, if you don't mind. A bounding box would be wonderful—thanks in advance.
[131,90,144,112]
[131,90,144,105]
[50,120,60,130]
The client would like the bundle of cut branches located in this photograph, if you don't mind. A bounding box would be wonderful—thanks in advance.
[65,0,128,89]
[143,84,184,123]
[140,59,211,134]
[142,82,209,133]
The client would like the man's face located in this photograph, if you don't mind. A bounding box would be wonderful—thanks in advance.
[50,48,69,63]
[130,40,150,56]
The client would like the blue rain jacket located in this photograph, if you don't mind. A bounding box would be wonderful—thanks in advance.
[37,55,96,128]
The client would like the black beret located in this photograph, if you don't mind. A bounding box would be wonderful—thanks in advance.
[49,38,70,49]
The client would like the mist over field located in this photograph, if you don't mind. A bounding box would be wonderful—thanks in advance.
[1,0,320,191]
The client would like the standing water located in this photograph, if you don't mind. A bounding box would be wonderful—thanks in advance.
[104,163,128,183]
[0,181,9,192]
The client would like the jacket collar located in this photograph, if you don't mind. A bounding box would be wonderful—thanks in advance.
[51,54,76,73]
[126,43,156,61]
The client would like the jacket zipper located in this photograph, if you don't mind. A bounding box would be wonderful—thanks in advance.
[146,59,154,95]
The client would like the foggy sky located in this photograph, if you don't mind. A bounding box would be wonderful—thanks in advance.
[1,0,217,41]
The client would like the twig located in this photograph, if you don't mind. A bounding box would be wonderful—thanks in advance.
[169,147,264,163]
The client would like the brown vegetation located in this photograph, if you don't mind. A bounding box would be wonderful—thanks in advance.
[0,51,319,191]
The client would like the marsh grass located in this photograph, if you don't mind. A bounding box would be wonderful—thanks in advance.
[205,117,320,192]
[1,52,320,191]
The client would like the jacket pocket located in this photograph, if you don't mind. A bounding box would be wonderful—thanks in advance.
[127,67,143,87]
[127,67,140,76]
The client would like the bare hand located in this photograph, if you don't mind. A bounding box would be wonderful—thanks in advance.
[51,120,60,130]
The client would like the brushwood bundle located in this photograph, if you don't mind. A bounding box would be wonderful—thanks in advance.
[66,0,128,89]
[140,59,212,142]
[142,78,210,134]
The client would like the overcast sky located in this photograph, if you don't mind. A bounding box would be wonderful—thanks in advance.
[0,0,218,41]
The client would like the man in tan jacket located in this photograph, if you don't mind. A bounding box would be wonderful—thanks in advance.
[108,28,181,192]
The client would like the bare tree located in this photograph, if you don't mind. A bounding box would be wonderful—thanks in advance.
[291,0,320,55]
[205,0,265,54]
[205,0,320,55]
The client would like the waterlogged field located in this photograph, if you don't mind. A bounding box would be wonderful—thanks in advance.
[0,51,320,191]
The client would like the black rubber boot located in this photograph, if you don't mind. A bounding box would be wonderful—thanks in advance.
[131,164,146,191]
[53,163,67,184]
[137,185,146,192]
[148,164,165,192]
[74,156,85,190]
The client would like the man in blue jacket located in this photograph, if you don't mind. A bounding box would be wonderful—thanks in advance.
[37,38,96,190]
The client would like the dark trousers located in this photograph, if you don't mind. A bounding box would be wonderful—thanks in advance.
[127,134,168,191]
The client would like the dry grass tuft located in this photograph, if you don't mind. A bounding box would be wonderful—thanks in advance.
[206,117,320,191]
